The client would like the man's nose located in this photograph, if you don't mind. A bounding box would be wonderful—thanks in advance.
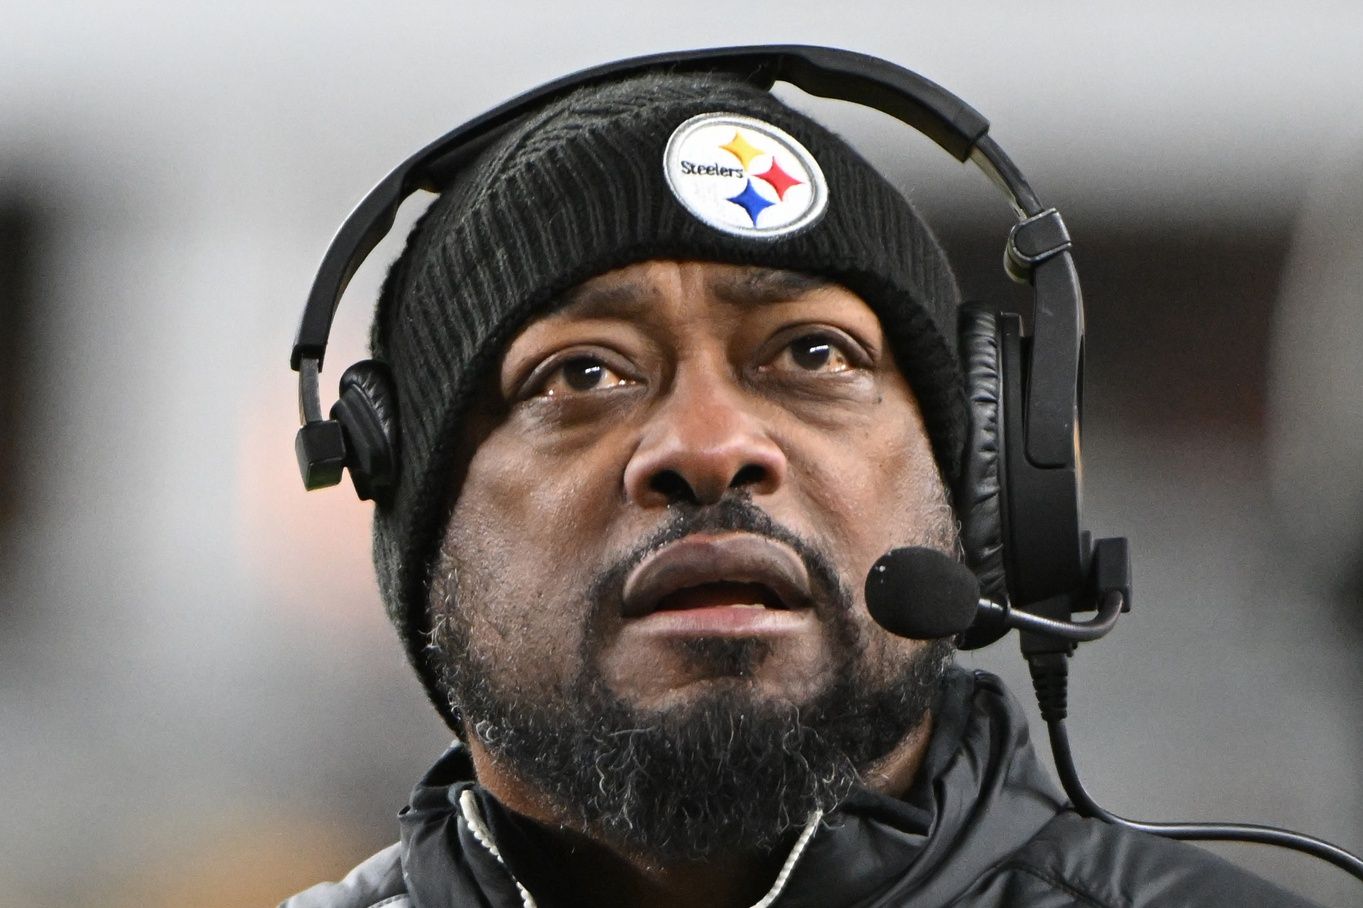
[623,372,788,507]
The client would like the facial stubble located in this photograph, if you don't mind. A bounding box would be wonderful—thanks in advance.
[429,497,956,862]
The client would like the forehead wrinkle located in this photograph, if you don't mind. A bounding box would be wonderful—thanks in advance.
[553,276,661,322]
[519,265,845,373]
[707,267,833,309]
[549,266,836,327]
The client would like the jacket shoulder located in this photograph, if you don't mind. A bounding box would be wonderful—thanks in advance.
[988,812,1324,907]
[279,843,410,908]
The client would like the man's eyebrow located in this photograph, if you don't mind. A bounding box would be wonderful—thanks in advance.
[709,268,832,306]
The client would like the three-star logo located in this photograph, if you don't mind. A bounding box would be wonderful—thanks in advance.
[663,113,828,239]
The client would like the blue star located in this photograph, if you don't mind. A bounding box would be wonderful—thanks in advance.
[726,179,775,226]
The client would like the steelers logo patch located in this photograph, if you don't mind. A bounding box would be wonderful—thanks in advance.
[663,113,827,239]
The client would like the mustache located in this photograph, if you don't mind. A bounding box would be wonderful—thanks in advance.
[586,496,850,618]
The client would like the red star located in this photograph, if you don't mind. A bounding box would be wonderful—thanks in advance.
[753,157,803,201]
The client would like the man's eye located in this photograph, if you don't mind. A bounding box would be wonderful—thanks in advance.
[769,334,853,373]
[539,356,632,396]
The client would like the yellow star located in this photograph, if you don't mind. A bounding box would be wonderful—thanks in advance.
[719,131,765,170]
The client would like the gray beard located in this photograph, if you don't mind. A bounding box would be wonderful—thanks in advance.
[430,498,956,862]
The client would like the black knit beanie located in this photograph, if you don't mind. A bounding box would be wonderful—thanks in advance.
[371,70,966,727]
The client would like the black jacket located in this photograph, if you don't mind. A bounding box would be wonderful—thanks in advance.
[283,669,1319,907]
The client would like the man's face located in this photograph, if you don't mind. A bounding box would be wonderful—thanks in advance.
[431,260,956,857]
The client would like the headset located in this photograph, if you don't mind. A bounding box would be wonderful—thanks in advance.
[290,45,1361,882]
[291,44,1106,639]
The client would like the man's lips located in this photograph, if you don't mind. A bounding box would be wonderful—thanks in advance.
[620,533,814,619]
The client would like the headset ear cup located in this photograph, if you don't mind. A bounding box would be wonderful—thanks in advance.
[956,305,1010,650]
[329,360,400,502]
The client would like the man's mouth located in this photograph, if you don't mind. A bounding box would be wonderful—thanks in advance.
[621,534,814,619]
[653,581,789,612]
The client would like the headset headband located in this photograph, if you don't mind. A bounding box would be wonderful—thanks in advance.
[292,46,1077,466]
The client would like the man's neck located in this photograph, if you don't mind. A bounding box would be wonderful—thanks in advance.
[465,715,933,908]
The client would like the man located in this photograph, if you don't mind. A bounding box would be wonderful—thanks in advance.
[286,68,1317,906]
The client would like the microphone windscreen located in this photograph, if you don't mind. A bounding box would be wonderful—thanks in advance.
[864,547,981,639]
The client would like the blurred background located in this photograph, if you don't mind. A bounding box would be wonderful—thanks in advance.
[2,2,1361,905]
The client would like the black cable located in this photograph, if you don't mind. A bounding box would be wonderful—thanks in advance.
[979,590,1124,642]
[1027,652,1363,883]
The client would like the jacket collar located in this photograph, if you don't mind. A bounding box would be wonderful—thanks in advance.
[398,668,1065,908]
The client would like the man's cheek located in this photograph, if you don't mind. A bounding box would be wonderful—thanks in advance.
[462,597,588,693]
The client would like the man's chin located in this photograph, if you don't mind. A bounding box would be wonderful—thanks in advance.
[605,679,815,726]
[604,636,836,712]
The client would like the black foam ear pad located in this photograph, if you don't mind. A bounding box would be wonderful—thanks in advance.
[956,305,1010,649]
[330,359,400,502]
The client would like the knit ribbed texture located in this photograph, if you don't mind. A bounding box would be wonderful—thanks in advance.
[370,72,966,728]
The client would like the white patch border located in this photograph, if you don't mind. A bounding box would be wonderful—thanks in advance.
[663,112,828,240]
